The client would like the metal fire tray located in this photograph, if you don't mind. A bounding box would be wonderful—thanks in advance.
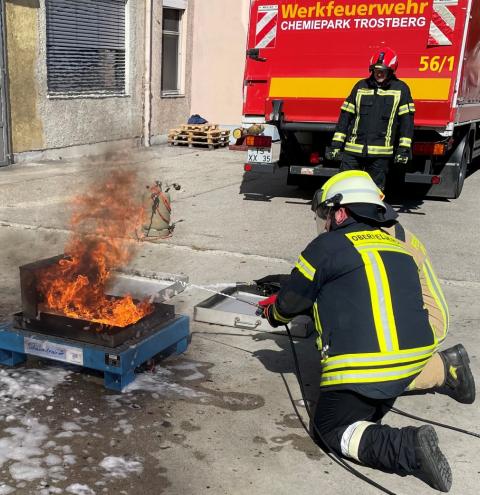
[12,303,175,348]
[19,255,188,319]
[106,269,188,303]
[193,284,313,338]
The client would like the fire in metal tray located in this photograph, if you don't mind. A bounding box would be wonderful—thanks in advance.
[36,169,153,327]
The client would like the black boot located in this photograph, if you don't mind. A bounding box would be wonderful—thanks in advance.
[438,344,475,404]
[414,425,452,492]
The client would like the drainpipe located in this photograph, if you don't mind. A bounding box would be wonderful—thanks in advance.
[143,0,153,147]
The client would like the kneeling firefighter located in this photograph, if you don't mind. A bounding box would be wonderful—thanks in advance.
[259,171,475,492]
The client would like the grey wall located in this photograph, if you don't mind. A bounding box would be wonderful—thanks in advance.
[7,0,198,159]
[37,0,145,151]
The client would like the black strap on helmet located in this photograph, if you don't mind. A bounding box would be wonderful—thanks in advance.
[311,192,343,212]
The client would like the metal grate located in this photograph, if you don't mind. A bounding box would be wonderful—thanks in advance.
[46,0,126,95]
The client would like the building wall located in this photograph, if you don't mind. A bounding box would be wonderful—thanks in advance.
[190,0,250,126]
[4,0,248,158]
[6,0,44,152]
[150,0,195,138]
[5,0,145,156]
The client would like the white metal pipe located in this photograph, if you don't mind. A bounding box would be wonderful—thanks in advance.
[143,0,153,147]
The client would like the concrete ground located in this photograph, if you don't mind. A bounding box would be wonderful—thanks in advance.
[0,145,479,495]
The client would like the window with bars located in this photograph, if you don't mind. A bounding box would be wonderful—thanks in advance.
[161,8,184,95]
[46,0,126,95]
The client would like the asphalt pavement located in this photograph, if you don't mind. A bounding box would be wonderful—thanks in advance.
[0,145,479,495]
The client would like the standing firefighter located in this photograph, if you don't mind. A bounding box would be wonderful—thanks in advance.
[259,171,475,492]
[325,47,415,190]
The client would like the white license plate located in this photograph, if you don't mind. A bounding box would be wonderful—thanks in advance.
[247,147,272,164]
[300,167,315,175]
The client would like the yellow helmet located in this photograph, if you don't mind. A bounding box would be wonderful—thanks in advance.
[312,171,397,222]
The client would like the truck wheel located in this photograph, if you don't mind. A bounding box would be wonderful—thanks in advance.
[453,143,469,199]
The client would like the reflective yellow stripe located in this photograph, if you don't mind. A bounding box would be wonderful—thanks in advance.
[367,145,394,155]
[375,251,399,350]
[341,102,355,114]
[344,142,364,154]
[409,103,416,112]
[423,260,449,338]
[351,90,374,143]
[345,142,364,149]
[320,361,427,386]
[377,89,401,96]
[269,77,451,101]
[385,91,401,148]
[399,139,412,148]
[425,258,449,326]
[273,304,291,324]
[361,251,388,352]
[295,254,316,282]
[361,251,398,352]
[313,302,322,336]
[333,132,346,142]
[323,345,436,372]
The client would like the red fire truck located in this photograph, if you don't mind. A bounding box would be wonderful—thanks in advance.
[242,0,480,198]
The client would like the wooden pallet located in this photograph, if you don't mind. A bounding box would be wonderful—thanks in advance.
[168,126,230,149]
[180,123,219,131]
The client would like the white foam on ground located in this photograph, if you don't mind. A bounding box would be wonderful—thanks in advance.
[44,454,62,466]
[113,419,133,435]
[9,459,45,482]
[0,417,49,481]
[0,485,15,495]
[121,367,206,397]
[38,488,62,495]
[56,421,87,439]
[99,456,143,478]
[0,368,71,415]
[62,422,82,431]
[66,484,95,495]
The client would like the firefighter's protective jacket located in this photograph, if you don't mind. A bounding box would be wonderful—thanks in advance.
[273,218,447,399]
[332,76,415,158]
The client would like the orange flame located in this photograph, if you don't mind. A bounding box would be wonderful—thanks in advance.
[37,169,153,327]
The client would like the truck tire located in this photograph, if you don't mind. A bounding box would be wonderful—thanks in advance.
[453,142,470,199]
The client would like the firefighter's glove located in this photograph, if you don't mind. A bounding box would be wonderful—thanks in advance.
[394,146,412,165]
[325,145,342,162]
[257,294,282,328]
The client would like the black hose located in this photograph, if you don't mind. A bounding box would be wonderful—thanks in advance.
[282,325,398,495]
[390,407,480,439]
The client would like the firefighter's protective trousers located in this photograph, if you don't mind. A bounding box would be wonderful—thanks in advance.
[314,389,421,473]
[340,153,390,190]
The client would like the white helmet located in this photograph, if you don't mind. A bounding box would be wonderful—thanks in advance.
[312,171,397,223]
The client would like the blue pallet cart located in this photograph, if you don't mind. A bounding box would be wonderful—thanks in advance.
[0,315,190,391]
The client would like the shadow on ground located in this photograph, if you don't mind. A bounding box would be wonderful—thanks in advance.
[239,165,480,216]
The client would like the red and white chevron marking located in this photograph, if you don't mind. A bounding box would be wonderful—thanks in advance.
[428,0,459,46]
[255,5,278,49]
